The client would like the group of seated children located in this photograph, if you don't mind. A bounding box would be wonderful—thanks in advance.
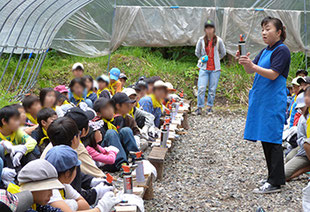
[283,69,310,182]
[0,62,180,211]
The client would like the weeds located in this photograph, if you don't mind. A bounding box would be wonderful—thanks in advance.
[0,47,309,108]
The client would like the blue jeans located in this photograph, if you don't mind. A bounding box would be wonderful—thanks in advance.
[197,69,221,108]
[101,128,139,171]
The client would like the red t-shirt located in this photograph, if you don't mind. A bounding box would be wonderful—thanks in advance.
[205,39,215,71]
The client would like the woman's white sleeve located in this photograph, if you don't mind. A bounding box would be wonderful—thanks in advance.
[219,39,226,59]
[195,39,202,58]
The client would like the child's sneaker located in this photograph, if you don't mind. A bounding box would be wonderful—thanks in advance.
[253,182,281,194]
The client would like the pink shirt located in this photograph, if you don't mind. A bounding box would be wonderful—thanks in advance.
[86,145,117,164]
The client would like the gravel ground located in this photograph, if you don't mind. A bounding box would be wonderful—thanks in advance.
[144,110,307,212]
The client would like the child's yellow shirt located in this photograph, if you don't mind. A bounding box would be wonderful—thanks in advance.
[0,128,37,154]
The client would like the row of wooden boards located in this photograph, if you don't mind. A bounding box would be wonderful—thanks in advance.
[115,101,190,212]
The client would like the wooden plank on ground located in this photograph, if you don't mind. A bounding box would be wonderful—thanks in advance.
[116,102,189,212]
[133,173,153,200]
[148,147,168,181]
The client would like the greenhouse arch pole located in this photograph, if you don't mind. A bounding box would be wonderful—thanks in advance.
[304,0,308,70]
[107,0,117,73]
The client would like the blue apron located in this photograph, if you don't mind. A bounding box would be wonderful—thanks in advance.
[244,44,286,144]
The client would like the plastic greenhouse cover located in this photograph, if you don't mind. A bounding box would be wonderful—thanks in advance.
[0,0,95,54]
[1,0,309,57]
[52,0,310,58]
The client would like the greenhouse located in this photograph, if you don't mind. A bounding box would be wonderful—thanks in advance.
[0,0,309,94]
[0,1,310,211]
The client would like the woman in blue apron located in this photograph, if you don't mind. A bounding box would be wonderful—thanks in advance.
[238,17,291,194]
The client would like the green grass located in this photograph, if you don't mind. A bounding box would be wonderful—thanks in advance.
[0,46,309,108]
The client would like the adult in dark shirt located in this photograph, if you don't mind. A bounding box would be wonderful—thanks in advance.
[237,17,291,194]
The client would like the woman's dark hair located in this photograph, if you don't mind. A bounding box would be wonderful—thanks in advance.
[261,16,286,42]
[22,95,40,111]
[39,88,56,107]
[47,117,79,147]
[304,87,310,118]
[37,108,57,128]
[204,24,217,48]
[69,78,86,93]
[58,166,76,178]
[0,105,20,127]
[81,128,100,152]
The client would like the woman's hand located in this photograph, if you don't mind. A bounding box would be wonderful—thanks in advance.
[239,54,254,70]
[236,51,250,60]
[237,52,255,74]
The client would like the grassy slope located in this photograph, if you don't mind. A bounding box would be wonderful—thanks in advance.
[36,47,252,105]
[1,47,308,108]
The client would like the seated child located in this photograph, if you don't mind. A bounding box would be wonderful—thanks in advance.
[68,78,93,108]
[96,74,111,99]
[285,87,310,181]
[145,76,161,95]
[55,91,74,114]
[165,82,181,104]
[93,98,140,172]
[54,85,69,99]
[111,93,140,136]
[41,107,105,178]
[108,68,122,96]
[83,75,97,104]
[16,159,65,212]
[0,105,37,171]
[287,77,302,127]
[42,116,110,206]
[83,121,119,167]
[298,76,310,93]
[40,88,64,117]
[139,80,168,128]
[11,104,37,135]
[123,88,157,139]
[287,85,293,108]
[293,93,304,126]
[296,69,308,78]
[119,73,127,90]
[46,145,119,212]
[31,108,57,155]
[133,79,148,107]
[72,63,84,78]
[22,94,42,126]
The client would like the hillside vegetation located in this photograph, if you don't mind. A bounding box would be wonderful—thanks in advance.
[0,46,308,108]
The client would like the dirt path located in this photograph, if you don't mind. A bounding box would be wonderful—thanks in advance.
[145,111,306,211]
